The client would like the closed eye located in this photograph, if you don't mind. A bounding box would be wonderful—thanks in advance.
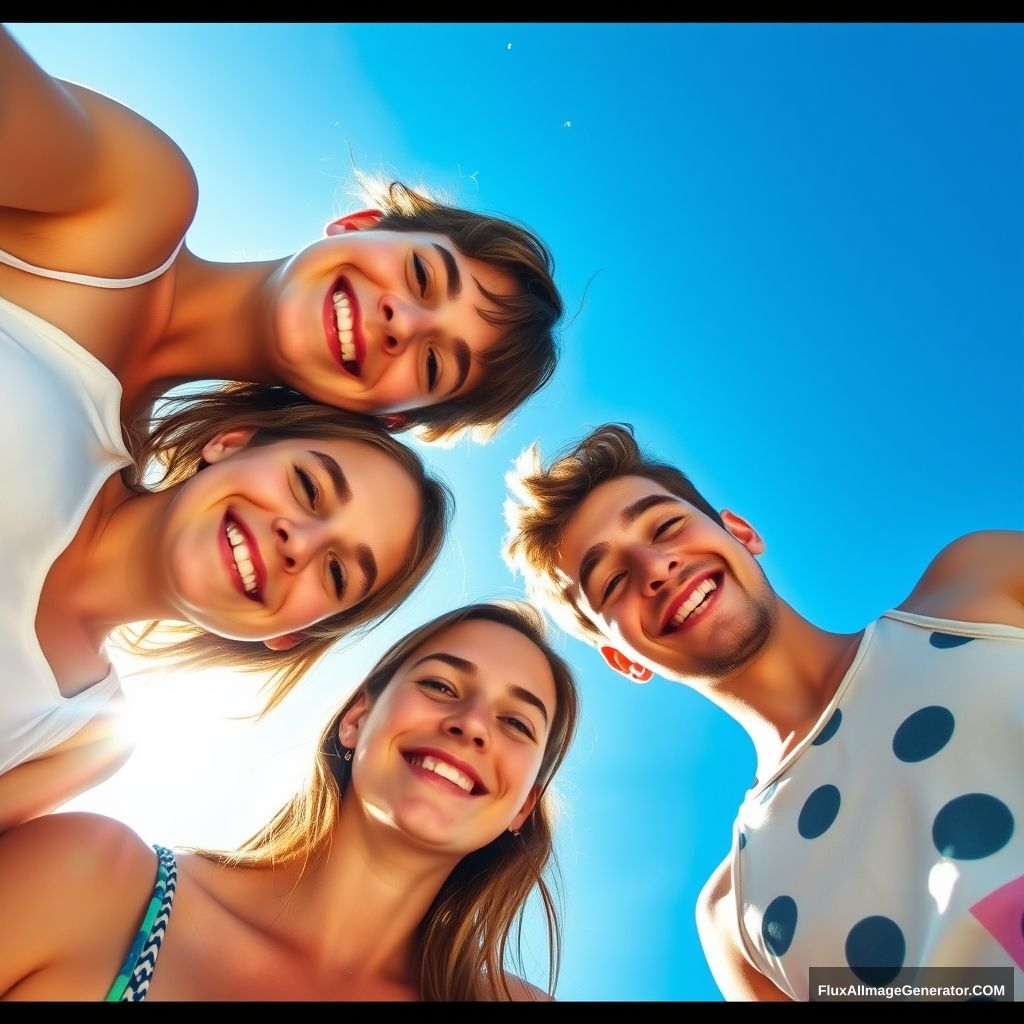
[503,715,536,741]
[653,515,684,541]
[295,465,319,508]
[412,253,429,298]
[426,348,440,391]
[602,571,626,605]
[328,557,346,600]
[419,677,456,697]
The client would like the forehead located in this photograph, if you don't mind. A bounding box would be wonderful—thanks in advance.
[556,475,692,577]
[404,619,557,708]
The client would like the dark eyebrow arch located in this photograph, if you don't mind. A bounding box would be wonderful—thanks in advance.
[355,544,377,599]
[622,494,678,527]
[578,541,610,604]
[447,338,472,396]
[508,684,549,725]
[432,243,462,299]
[311,450,351,503]
[409,653,549,726]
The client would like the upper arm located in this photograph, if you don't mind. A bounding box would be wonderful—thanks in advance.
[0,27,108,214]
[0,698,134,834]
[696,856,792,1002]
[501,973,552,1002]
[0,813,152,998]
[901,531,1024,626]
[0,26,197,228]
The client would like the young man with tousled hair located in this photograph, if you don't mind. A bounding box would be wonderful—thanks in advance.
[504,423,1023,1001]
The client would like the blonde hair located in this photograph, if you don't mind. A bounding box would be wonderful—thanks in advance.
[120,383,452,713]
[356,177,562,445]
[205,601,579,1000]
[504,423,723,645]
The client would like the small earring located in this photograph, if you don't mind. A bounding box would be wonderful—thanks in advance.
[509,826,521,838]
[343,748,353,762]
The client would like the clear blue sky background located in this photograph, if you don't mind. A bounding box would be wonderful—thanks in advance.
[12,23,1022,1001]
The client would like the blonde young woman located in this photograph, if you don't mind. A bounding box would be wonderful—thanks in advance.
[0,27,562,444]
[0,382,451,833]
[0,602,579,1001]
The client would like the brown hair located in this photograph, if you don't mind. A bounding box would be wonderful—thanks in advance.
[206,601,579,1000]
[503,423,723,644]
[120,383,453,713]
[360,178,562,445]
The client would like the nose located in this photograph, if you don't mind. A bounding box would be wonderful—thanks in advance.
[272,516,327,572]
[379,295,431,357]
[632,544,679,598]
[442,698,490,751]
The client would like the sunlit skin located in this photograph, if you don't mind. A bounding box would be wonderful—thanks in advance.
[268,221,516,416]
[157,430,422,646]
[0,31,527,426]
[555,475,777,685]
[340,619,556,856]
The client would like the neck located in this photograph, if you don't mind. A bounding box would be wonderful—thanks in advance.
[242,802,463,983]
[684,601,863,780]
[123,249,287,419]
[64,479,186,641]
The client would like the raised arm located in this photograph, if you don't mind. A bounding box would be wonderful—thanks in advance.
[0,696,133,834]
[696,855,793,1001]
[0,25,196,250]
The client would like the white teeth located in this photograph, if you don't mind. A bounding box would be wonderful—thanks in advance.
[670,577,718,628]
[409,754,475,793]
[225,520,259,597]
[333,291,357,364]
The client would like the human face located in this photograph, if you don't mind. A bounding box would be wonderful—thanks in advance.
[555,475,777,684]
[159,431,421,644]
[270,228,515,416]
[342,620,556,854]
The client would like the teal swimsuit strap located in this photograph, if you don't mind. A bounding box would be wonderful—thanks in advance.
[104,844,178,1002]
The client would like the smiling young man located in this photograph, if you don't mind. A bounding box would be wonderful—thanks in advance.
[504,423,1024,1001]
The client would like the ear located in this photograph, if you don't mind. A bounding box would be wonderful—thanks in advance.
[263,632,303,652]
[338,691,370,748]
[719,510,766,556]
[324,209,384,236]
[201,427,257,465]
[510,783,541,833]
[599,645,653,684]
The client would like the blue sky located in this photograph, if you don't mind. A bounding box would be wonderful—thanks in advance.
[12,23,1022,1001]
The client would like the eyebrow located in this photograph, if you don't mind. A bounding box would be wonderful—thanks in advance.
[355,545,377,599]
[448,338,472,396]
[311,450,351,503]
[432,243,462,300]
[577,495,682,602]
[410,652,550,725]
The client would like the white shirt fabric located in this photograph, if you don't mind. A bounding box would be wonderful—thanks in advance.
[730,610,1024,1000]
[0,294,132,774]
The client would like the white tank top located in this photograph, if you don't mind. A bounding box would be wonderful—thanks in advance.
[0,294,132,772]
[0,239,183,288]
[730,610,1023,999]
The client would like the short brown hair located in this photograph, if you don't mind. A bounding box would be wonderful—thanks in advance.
[363,179,562,445]
[121,383,453,713]
[503,423,722,644]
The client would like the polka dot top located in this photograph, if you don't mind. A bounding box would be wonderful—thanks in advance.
[730,610,1023,1000]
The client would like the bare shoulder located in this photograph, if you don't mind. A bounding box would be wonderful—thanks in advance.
[501,973,553,1002]
[900,531,1024,627]
[0,813,156,998]
[696,854,791,1001]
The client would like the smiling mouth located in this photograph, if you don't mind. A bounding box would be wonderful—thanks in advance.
[326,278,363,377]
[403,751,486,796]
[223,512,264,603]
[662,573,722,635]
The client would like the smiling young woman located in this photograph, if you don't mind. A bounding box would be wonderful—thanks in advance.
[0,380,451,834]
[0,603,580,1002]
[0,27,562,444]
